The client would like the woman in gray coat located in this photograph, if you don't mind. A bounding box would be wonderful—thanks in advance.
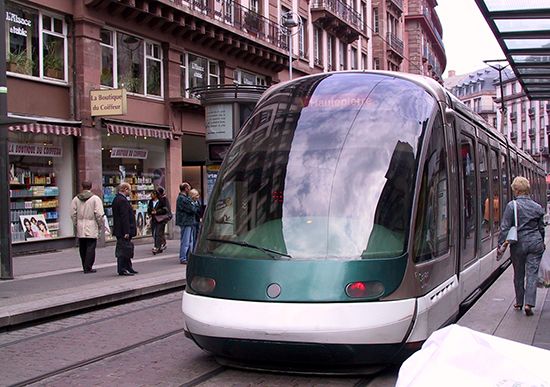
[499,176,546,316]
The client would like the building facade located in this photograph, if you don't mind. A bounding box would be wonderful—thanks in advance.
[496,77,550,176]
[445,67,514,129]
[5,0,445,252]
[403,0,445,81]
[445,67,550,185]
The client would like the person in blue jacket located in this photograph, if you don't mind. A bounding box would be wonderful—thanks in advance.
[176,182,199,264]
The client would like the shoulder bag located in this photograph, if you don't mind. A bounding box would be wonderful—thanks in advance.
[506,200,518,244]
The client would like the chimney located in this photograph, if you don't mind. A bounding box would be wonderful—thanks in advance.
[448,70,456,78]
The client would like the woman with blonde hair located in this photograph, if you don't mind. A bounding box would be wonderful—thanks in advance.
[498,176,546,316]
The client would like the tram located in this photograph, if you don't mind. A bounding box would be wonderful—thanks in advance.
[182,71,546,373]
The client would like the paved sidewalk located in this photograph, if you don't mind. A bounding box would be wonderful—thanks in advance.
[0,238,186,329]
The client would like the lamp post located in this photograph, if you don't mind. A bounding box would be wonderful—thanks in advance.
[281,11,300,80]
[484,59,509,132]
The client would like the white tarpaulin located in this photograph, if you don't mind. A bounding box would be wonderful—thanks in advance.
[396,324,550,387]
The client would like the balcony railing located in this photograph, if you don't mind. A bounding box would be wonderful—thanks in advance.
[311,0,363,33]
[422,7,444,51]
[386,32,403,56]
[389,0,404,12]
[168,0,288,50]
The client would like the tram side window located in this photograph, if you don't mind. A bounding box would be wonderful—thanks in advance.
[490,149,500,247]
[501,153,509,211]
[489,149,500,234]
[479,144,491,239]
[460,134,477,264]
[414,115,449,263]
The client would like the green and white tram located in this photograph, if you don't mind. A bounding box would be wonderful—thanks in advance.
[182,71,545,373]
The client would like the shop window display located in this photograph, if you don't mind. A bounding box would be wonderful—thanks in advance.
[102,134,167,240]
[8,133,74,243]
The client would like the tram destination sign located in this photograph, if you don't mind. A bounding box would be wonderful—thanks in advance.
[90,89,127,116]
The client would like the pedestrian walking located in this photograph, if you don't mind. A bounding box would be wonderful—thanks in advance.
[112,182,138,276]
[498,176,546,316]
[148,186,171,254]
[176,182,199,264]
[71,181,105,273]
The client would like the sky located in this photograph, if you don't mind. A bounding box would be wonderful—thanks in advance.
[436,0,505,78]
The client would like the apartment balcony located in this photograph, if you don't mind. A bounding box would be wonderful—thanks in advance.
[84,0,289,71]
[311,0,365,44]
[388,0,404,13]
[510,131,517,140]
[529,128,536,137]
[386,32,404,57]
[529,107,536,116]
[510,111,517,121]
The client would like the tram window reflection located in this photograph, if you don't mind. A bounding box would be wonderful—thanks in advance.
[414,114,449,263]
[459,133,477,265]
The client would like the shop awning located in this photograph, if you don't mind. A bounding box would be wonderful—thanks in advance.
[106,122,173,140]
[8,123,81,136]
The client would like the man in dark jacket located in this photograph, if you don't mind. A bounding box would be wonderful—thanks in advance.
[112,182,138,276]
[176,182,199,264]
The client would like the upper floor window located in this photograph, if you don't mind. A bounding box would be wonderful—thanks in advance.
[339,41,347,70]
[100,29,162,97]
[361,53,367,70]
[234,69,267,86]
[373,8,379,33]
[327,35,334,70]
[6,1,67,82]
[351,47,358,70]
[313,27,322,66]
[180,52,220,97]
[298,16,307,58]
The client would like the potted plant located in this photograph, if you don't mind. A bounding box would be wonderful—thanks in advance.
[121,74,142,93]
[43,41,64,79]
[7,51,33,75]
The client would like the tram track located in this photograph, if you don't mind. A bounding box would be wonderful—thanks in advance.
[0,295,181,349]
[8,328,187,387]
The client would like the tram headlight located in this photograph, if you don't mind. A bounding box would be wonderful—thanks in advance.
[345,281,385,299]
[190,276,216,294]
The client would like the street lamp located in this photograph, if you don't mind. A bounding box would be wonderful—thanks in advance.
[281,11,301,80]
[484,59,509,132]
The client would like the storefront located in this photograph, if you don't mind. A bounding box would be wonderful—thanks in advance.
[8,122,79,248]
[101,120,171,240]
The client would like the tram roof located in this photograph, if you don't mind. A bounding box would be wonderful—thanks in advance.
[475,0,550,100]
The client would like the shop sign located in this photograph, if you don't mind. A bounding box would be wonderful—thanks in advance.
[90,89,127,116]
[110,147,148,159]
[205,104,233,141]
[6,11,32,37]
[8,142,63,157]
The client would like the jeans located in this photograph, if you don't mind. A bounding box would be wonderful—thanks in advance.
[152,221,166,250]
[510,240,545,307]
[180,226,194,262]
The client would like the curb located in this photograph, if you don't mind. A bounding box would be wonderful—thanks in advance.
[0,273,186,329]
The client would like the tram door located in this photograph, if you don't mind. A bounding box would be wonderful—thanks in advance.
[456,119,480,300]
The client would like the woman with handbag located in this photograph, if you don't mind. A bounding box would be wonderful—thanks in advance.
[498,176,546,316]
[148,187,171,254]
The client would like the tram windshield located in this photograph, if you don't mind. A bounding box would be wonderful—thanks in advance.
[197,73,438,260]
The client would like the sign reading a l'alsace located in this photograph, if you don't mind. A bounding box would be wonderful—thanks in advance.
[8,142,63,157]
[90,89,127,116]
[110,147,148,159]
